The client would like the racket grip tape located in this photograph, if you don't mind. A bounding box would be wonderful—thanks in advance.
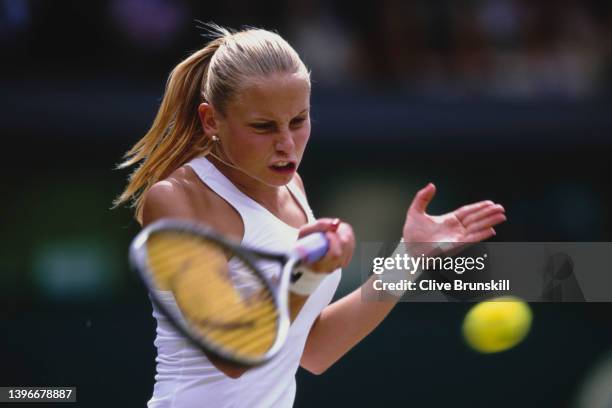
[293,232,329,264]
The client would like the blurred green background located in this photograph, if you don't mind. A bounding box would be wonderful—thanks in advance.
[2,0,612,406]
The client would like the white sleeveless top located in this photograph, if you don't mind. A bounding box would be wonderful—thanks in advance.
[147,157,341,408]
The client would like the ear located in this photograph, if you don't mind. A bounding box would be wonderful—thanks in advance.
[198,103,219,136]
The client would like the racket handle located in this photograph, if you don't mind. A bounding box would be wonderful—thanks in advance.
[293,232,329,263]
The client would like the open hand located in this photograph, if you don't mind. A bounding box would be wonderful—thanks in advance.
[403,183,506,248]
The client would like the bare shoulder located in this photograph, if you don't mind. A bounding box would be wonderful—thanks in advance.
[292,172,307,195]
[143,164,244,241]
[142,166,208,227]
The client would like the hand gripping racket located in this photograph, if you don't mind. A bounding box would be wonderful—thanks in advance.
[129,218,329,366]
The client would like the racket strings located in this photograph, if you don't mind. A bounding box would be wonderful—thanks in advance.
[146,232,280,359]
[148,238,274,321]
[204,309,279,354]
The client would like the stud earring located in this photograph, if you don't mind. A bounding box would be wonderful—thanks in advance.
[212,135,219,142]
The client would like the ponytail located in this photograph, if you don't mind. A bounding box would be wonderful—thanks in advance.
[113,36,225,224]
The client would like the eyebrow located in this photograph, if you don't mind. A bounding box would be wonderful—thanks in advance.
[249,109,310,122]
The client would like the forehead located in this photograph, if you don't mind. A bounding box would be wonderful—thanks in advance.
[228,73,311,119]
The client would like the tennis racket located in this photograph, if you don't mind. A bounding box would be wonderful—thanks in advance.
[129,218,330,366]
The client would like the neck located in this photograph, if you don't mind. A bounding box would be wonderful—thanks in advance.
[206,153,284,201]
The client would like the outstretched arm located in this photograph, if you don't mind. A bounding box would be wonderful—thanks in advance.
[300,183,506,374]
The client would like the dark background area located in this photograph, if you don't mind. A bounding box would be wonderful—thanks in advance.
[1,0,612,407]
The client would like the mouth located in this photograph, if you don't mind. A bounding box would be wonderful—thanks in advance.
[269,161,297,174]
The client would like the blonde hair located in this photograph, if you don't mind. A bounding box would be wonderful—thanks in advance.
[113,25,310,223]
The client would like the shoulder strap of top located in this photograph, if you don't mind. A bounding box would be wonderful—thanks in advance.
[185,156,261,213]
[286,178,316,223]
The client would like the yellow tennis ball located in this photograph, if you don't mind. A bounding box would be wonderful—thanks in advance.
[462,297,532,354]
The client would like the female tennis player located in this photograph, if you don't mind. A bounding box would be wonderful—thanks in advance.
[115,25,506,408]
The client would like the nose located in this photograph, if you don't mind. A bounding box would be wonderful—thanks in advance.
[274,129,295,154]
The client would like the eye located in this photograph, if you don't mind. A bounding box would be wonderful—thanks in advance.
[290,117,307,128]
[250,122,275,132]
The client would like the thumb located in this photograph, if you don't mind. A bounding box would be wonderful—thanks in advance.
[298,218,340,239]
[409,183,436,214]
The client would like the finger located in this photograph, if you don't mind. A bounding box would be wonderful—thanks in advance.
[325,231,343,259]
[462,204,505,226]
[320,232,343,271]
[335,224,355,267]
[306,231,341,273]
[465,228,496,243]
[466,213,507,232]
[298,218,341,238]
[330,218,341,232]
[454,200,495,221]
[408,183,436,214]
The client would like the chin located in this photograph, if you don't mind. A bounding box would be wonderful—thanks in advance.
[265,166,296,186]
[265,174,294,187]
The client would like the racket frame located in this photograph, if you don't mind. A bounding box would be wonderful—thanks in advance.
[130,218,295,366]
